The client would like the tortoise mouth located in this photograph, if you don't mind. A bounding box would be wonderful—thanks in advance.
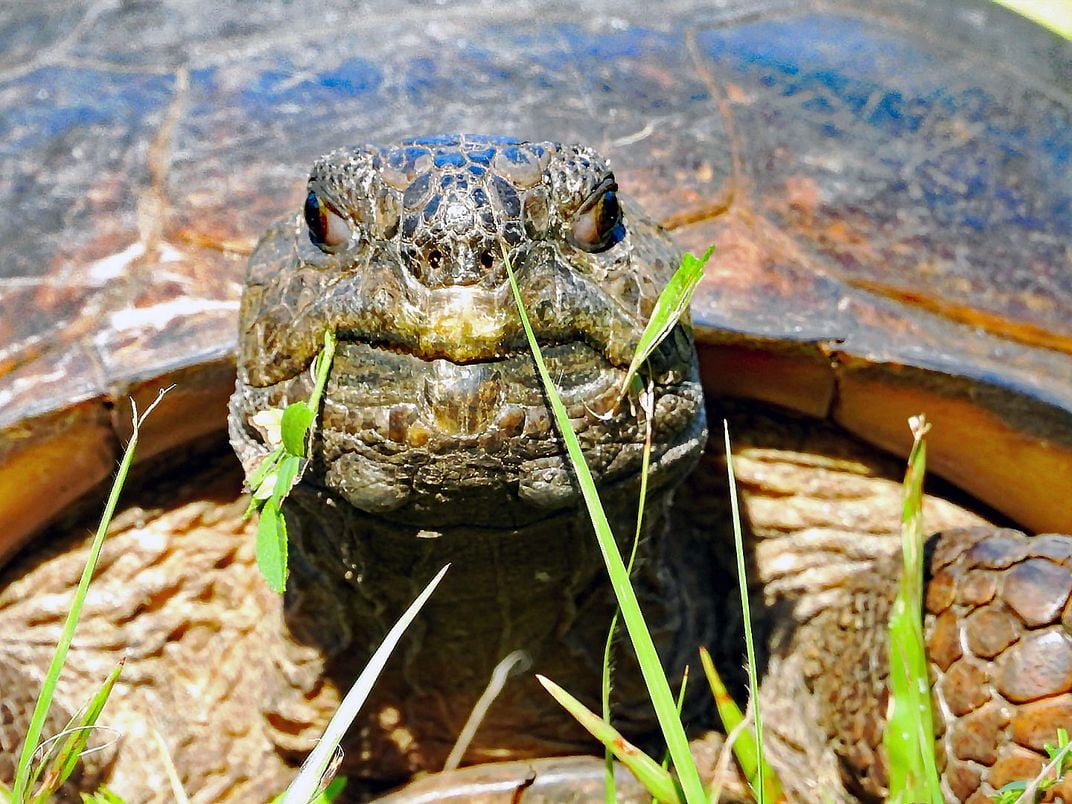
[323,337,629,442]
[306,331,702,519]
[230,327,704,523]
[238,259,649,390]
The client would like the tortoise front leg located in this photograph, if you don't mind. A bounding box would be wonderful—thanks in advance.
[793,526,1072,802]
[925,527,1072,802]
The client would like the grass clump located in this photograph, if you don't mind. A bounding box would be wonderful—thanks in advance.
[3,334,443,804]
[5,390,170,804]
[715,423,780,804]
[506,239,958,804]
[993,728,1072,803]
[279,566,448,803]
[508,243,787,803]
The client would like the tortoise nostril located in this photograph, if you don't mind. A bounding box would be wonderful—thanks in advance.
[480,251,494,270]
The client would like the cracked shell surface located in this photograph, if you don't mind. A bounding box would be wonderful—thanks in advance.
[1,0,1069,560]
[0,0,1067,553]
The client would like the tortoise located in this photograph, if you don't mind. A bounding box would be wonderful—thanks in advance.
[0,0,1070,801]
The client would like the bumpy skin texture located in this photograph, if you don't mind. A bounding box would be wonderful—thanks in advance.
[232,138,701,521]
[926,528,1072,802]
[229,136,715,779]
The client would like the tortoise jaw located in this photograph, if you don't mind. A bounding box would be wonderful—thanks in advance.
[324,338,627,441]
[233,334,702,523]
[241,246,647,389]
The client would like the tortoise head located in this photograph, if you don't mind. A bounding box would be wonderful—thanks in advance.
[229,135,705,525]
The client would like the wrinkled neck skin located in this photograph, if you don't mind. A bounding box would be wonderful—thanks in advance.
[271,431,715,779]
[228,367,712,779]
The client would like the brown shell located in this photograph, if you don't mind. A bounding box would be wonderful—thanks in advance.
[1,0,1069,559]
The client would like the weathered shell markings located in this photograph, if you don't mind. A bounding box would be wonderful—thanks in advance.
[0,2,1069,799]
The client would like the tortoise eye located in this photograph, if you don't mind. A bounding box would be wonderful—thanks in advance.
[570,186,625,253]
[304,191,351,252]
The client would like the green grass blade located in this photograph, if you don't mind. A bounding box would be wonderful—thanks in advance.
[537,675,682,804]
[722,422,781,804]
[883,415,942,804]
[505,250,707,804]
[149,724,190,804]
[698,649,750,773]
[78,789,125,803]
[655,665,690,797]
[619,248,713,397]
[281,564,449,804]
[307,330,337,414]
[29,659,125,801]
[699,647,782,802]
[601,384,657,804]
[11,389,171,802]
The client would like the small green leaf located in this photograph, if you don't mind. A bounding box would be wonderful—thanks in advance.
[256,497,288,594]
[246,446,285,510]
[619,246,712,397]
[993,780,1027,804]
[281,402,315,456]
[247,330,337,593]
[274,454,303,498]
[319,778,348,801]
[255,453,301,593]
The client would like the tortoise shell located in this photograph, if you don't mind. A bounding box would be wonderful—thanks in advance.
[0,0,1068,562]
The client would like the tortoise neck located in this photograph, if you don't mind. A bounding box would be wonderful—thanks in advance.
[271,479,716,778]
